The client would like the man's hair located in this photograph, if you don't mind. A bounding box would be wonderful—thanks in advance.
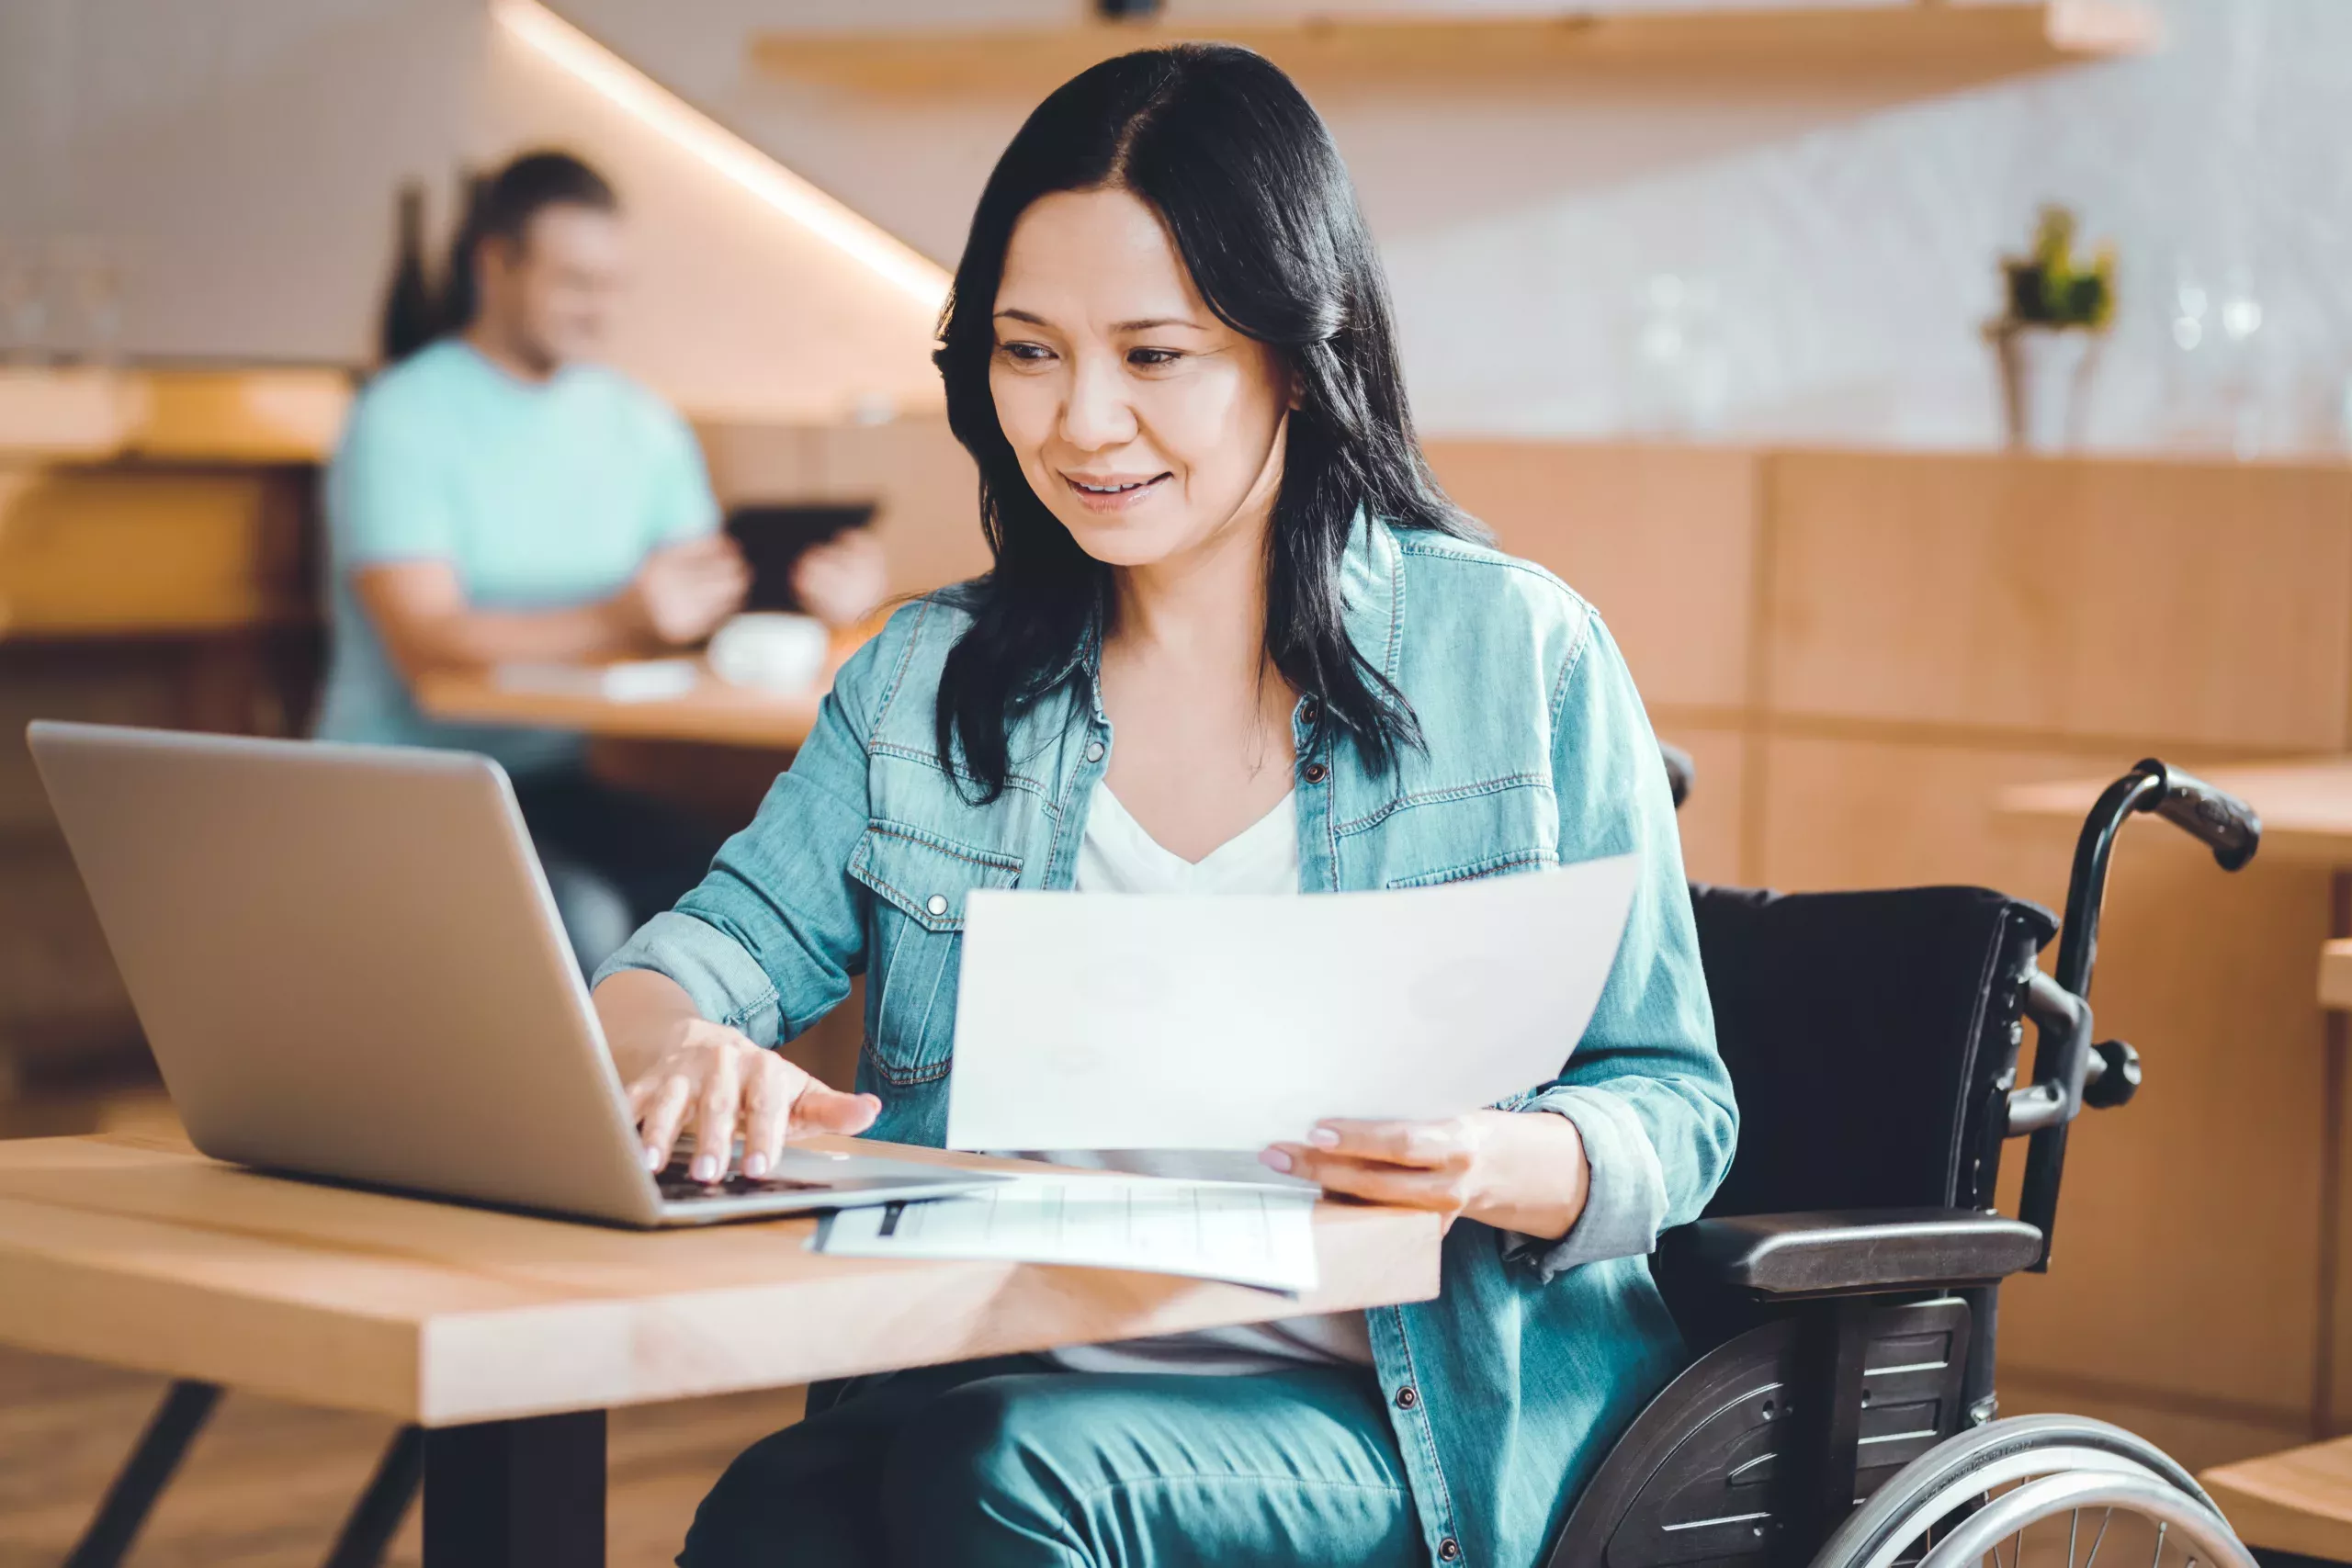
[438,151,618,333]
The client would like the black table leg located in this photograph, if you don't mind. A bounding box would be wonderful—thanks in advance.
[322,1424,424,1568]
[423,1409,605,1568]
[65,1378,222,1568]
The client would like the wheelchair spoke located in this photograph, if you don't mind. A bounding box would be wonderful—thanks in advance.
[2085,1506,2114,1568]
[2071,1507,2083,1568]
[2150,1520,2166,1568]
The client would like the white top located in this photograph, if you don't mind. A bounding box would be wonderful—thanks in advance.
[1021,780,1375,1374]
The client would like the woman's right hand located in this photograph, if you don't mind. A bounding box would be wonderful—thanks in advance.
[625,1017,880,1182]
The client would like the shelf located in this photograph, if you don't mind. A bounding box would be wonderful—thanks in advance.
[0,367,352,467]
[750,3,2159,96]
[0,371,147,463]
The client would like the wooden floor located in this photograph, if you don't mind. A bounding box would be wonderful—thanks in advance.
[0,1347,805,1568]
[0,1080,806,1568]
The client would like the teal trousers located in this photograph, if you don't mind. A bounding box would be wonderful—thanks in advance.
[678,1356,1424,1567]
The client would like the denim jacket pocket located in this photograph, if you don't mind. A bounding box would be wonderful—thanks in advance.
[848,821,1023,1085]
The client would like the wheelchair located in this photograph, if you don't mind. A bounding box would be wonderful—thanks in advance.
[1547,750,2267,1568]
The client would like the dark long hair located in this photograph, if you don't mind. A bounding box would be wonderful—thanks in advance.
[932,44,1478,799]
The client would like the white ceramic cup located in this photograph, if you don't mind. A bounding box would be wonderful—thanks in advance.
[707,613,831,694]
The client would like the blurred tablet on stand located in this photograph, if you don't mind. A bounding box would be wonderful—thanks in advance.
[725,502,878,613]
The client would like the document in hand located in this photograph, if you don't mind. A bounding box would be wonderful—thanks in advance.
[813,1175,1319,1293]
[947,853,1641,1152]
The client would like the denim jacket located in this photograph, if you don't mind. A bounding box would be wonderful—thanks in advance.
[599,516,1737,1568]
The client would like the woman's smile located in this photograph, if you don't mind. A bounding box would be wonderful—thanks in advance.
[1061,469,1172,512]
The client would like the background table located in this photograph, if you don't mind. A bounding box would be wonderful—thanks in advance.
[0,1133,1442,1567]
[413,664,826,750]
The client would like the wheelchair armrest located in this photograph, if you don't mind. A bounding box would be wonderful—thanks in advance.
[1658,1208,2045,1297]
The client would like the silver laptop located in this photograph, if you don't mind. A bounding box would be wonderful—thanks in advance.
[26,720,1001,1226]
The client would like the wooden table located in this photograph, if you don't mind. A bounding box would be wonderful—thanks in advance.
[2204,1435,2352,1561]
[0,1133,1442,1566]
[413,664,826,750]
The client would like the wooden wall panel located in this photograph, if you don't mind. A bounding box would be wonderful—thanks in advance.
[815,419,988,597]
[1427,441,1759,711]
[1765,452,2352,750]
[1754,732,2089,904]
[696,417,987,601]
[695,422,824,502]
[1656,724,1745,886]
[1999,1371,2308,1477]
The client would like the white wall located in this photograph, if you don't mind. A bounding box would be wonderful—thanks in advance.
[0,0,940,422]
[0,0,483,367]
[560,0,2352,454]
[7,0,2348,450]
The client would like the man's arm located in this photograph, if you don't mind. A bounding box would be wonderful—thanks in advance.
[355,535,748,682]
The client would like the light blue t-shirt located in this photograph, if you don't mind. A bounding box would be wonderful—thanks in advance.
[313,338,719,777]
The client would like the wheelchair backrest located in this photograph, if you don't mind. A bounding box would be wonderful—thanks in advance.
[1690,884,2058,1216]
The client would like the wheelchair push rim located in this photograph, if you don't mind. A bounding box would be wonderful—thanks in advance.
[1812,1415,2251,1568]
[1917,1470,2253,1568]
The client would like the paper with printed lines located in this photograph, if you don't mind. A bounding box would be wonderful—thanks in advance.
[812,1174,1319,1292]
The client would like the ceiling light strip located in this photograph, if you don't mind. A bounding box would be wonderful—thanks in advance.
[492,0,951,312]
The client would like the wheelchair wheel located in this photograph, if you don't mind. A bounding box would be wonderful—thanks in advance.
[1809,1415,2254,1568]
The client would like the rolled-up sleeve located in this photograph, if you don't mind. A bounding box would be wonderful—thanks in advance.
[598,909,784,1042]
[1502,606,1738,1283]
[592,605,920,1043]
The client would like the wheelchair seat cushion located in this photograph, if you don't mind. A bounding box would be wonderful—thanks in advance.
[1690,883,2056,1216]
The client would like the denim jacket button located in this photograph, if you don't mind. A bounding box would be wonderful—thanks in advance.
[925,894,948,917]
[1395,1384,1418,1409]
[1303,761,1329,784]
[1300,696,1321,725]
[1084,740,1106,763]
[1438,1538,1460,1562]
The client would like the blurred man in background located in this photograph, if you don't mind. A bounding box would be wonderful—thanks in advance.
[315,150,745,973]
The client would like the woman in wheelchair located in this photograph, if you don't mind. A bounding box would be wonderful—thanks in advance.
[592,40,2269,1568]
[589,41,1736,1568]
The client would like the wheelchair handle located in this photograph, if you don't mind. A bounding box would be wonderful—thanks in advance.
[2052,759,2260,1002]
[2132,758,2261,873]
[2016,759,2258,1271]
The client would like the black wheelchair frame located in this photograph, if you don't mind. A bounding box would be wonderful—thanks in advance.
[1549,754,2262,1568]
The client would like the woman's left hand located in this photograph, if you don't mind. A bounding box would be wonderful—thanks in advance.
[1261,1108,1591,1239]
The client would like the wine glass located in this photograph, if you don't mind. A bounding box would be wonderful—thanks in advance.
[49,238,124,366]
[2214,264,2265,457]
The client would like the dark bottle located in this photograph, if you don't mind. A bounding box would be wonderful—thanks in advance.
[377,181,438,367]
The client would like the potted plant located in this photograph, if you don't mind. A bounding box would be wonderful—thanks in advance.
[1987,204,2116,451]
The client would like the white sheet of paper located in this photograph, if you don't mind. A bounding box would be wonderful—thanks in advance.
[946,854,1640,1152]
[811,1176,1320,1292]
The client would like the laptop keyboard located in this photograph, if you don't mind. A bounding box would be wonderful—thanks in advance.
[655,1160,832,1201]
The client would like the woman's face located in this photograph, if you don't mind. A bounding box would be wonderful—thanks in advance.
[989,186,1293,571]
